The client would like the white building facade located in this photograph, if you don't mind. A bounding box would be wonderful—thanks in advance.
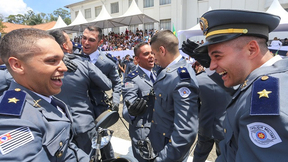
[65,0,288,42]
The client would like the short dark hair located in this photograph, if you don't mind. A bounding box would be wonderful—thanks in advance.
[0,28,54,68]
[134,42,149,57]
[48,29,67,49]
[150,30,179,54]
[85,26,103,40]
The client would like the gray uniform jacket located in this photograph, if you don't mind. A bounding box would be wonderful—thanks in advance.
[216,58,288,162]
[149,59,199,162]
[122,67,155,162]
[55,54,112,134]
[197,72,231,140]
[0,69,13,96]
[123,62,137,82]
[0,82,89,161]
[86,52,122,117]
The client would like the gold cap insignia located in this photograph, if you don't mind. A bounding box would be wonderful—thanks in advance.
[200,17,209,35]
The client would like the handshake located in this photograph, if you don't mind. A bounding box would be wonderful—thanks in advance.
[125,98,148,116]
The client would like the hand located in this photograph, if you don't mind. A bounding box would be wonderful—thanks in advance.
[111,102,119,112]
[181,39,211,68]
[63,55,78,72]
[125,98,147,116]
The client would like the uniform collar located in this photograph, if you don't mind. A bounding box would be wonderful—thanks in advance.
[85,50,100,64]
[260,55,282,68]
[139,66,154,78]
[166,54,182,69]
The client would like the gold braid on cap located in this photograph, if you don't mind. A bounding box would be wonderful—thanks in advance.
[200,17,208,35]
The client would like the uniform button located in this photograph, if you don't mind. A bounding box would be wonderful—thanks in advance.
[101,100,103,102]
[169,139,171,142]
[159,94,161,97]
[261,76,269,80]
[163,133,165,136]
[155,97,157,100]
[56,151,63,157]
[59,141,63,147]
[224,129,227,133]
[152,120,154,123]
[141,125,144,127]
[153,109,155,111]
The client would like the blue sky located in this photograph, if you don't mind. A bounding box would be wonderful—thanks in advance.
[0,0,80,18]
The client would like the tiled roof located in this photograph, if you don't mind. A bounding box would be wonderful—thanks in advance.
[2,21,56,33]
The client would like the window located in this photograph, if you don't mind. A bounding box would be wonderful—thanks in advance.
[160,19,171,30]
[75,11,79,17]
[112,27,120,34]
[129,0,138,6]
[111,2,119,14]
[129,25,138,33]
[143,0,154,8]
[160,0,171,5]
[95,6,102,17]
[85,8,91,19]
[144,23,154,31]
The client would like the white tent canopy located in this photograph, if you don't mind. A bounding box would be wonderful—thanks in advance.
[111,0,158,26]
[62,10,88,33]
[266,0,288,32]
[49,16,67,30]
[85,5,127,28]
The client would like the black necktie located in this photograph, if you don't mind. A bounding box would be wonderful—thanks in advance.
[150,73,155,83]
[50,98,58,108]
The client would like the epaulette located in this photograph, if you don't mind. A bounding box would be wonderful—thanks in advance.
[251,75,279,115]
[0,88,26,116]
[66,54,77,59]
[106,53,117,63]
[0,65,6,70]
[177,66,190,80]
[127,70,139,79]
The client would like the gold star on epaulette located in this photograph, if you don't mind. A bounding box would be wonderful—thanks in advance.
[257,89,272,98]
[8,97,19,104]
[181,70,186,73]
[33,99,42,108]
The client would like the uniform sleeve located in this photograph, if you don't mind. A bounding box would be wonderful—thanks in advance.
[122,77,139,124]
[87,61,112,91]
[156,81,199,161]
[108,62,122,104]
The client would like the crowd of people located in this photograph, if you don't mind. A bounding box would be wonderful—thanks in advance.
[73,28,157,52]
[1,8,288,162]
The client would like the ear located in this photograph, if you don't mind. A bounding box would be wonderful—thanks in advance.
[62,43,68,51]
[159,46,166,56]
[8,57,25,74]
[247,40,260,59]
[135,56,140,64]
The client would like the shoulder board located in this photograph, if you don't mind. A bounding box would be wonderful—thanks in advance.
[0,65,6,70]
[177,67,190,80]
[66,54,77,59]
[106,53,117,63]
[0,89,26,116]
[251,76,279,115]
[127,70,139,79]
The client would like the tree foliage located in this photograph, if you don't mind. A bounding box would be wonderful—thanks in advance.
[4,8,71,25]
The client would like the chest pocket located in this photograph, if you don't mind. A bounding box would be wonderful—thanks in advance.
[224,128,237,161]
[155,89,168,109]
[45,127,70,158]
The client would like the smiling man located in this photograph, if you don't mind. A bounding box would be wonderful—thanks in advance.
[0,28,89,161]
[192,10,288,162]
[122,42,155,161]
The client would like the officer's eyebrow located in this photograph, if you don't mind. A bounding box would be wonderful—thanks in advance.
[209,50,222,56]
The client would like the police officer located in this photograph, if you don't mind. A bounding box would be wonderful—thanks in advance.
[122,42,155,162]
[80,26,122,160]
[149,30,199,161]
[192,9,288,161]
[0,28,89,161]
[49,29,113,154]
[193,69,231,162]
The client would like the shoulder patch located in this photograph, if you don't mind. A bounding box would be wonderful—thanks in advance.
[247,122,281,148]
[177,67,190,80]
[251,76,279,115]
[106,53,117,63]
[127,70,139,79]
[0,126,34,155]
[178,87,191,98]
[0,89,26,116]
